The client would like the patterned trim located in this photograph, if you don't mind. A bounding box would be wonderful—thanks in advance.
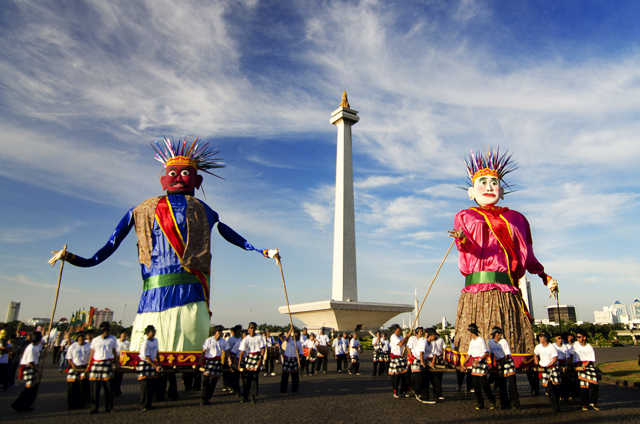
[541,366,561,387]
[242,352,261,371]
[471,360,488,377]
[578,364,598,387]
[66,368,87,382]
[89,359,114,381]
[500,357,516,377]
[282,356,299,373]
[202,358,222,377]
[388,356,408,375]
[410,357,422,372]
[373,349,384,362]
[136,361,159,380]
[22,367,38,388]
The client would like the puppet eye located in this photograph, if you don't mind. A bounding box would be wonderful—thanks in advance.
[181,170,190,177]
[168,170,177,177]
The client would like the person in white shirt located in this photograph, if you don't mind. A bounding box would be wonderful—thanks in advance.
[87,322,119,414]
[573,330,599,411]
[381,333,391,374]
[554,333,572,403]
[113,332,130,397]
[348,333,361,375]
[315,328,331,375]
[534,332,561,412]
[222,325,242,395]
[425,328,445,401]
[371,330,384,376]
[11,331,43,412]
[462,323,495,410]
[488,326,519,410]
[388,324,409,398]
[137,325,161,411]
[303,333,318,376]
[332,333,348,373]
[262,329,277,377]
[53,333,64,364]
[280,327,303,393]
[407,327,424,397]
[66,332,92,410]
[238,322,266,404]
[199,325,229,405]
[300,327,309,343]
[415,330,436,404]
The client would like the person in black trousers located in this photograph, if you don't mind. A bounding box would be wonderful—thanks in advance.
[280,329,302,393]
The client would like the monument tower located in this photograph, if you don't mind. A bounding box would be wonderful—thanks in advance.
[279,92,412,332]
[331,92,359,302]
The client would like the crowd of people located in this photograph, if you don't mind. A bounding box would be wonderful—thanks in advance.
[2,321,603,414]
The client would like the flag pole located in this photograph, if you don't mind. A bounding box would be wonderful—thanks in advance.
[35,244,67,407]
[273,249,302,370]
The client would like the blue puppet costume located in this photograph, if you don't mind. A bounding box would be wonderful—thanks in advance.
[50,138,275,352]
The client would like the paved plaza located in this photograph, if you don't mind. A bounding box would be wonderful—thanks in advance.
[1,346,639,424]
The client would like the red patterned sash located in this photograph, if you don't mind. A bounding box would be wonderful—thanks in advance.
[155,197,211,316]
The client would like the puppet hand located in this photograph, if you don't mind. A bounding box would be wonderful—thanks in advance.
[264,249,279,259]
[447,229,464,239]
[547,278,559,299]
[48,250,70,266]
[264,248,281,265]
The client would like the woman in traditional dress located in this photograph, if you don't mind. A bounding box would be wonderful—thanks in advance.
[449,148,558,355]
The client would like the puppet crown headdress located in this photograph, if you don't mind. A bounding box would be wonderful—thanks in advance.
[151,136,225,179]
[462,146,517,194]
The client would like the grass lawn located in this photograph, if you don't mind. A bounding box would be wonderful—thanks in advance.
[597,360,640,383]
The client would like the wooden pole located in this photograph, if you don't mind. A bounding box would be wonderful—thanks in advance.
[46,245,67,340]
[556,292,562,334]
[402,239,455,355]
[274,249,302,370]
[35,244,67,407]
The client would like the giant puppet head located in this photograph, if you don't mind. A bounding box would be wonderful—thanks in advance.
[152,137,224,196]
[463,147,517,207]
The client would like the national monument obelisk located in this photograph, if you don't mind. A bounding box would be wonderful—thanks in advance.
[278,92,412,332]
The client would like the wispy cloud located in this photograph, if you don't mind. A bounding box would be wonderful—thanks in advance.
[354,175,410,189]
[0,273,79,293]
[0,224,81,243]
[302,184,335,226]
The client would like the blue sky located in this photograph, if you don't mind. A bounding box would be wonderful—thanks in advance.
[1,0,639,329]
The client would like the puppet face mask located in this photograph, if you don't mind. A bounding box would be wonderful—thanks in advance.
[160,165,203,195]
[468,175,503,207]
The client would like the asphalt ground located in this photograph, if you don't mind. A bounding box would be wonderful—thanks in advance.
[1,346,639,424]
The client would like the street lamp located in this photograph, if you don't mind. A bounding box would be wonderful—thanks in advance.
[123,304,126,327]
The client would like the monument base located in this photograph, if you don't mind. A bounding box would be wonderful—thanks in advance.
[278,300,413,333]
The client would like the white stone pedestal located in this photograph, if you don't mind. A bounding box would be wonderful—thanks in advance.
[278,300,413,333]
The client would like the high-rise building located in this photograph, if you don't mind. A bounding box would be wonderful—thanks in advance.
[93,308,114,328]
[594,300,635,324]
[630,299,640,321]
[519,277,534,319]
[547,305,577,324]
[6,301,20,322]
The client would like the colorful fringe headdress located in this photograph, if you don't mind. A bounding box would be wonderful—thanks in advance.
[462,147,517,194]
[151,136,225,179]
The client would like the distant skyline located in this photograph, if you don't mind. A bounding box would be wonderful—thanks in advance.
[1,1,639,329]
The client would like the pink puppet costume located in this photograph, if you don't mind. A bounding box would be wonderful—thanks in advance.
[450,148,558,355]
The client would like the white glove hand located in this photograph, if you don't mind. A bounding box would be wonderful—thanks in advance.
[48,250,69,266]
[264,248,281,265]
[548,278,559,299]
